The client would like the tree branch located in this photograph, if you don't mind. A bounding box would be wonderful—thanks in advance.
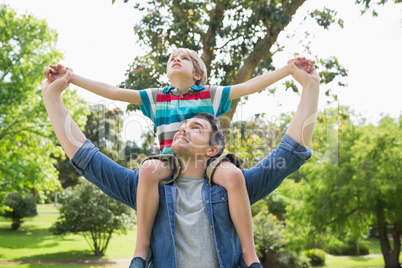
[324,206,366,226]
[201,0,226,70]
[221,0,307,129]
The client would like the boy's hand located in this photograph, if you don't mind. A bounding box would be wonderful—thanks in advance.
[288,60,319,89]
[46,64,71,82]
[43,68,73,97]
[288,57,315,74]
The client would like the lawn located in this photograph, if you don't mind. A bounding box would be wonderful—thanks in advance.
[0,204,400,267]
[0,204,136,267]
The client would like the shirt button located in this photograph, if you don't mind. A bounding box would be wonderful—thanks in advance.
[180,95,184,99]
[206,200,209,203]
[221,197,225,200]
[217,250,220,254]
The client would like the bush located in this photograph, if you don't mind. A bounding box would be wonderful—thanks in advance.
[253,204,286,263]
[276,250,310,268]
[50,178,136,256]
[303,248,326,266]
[326,237,369,256]
[2,192,37,230]
[253,203,308,268]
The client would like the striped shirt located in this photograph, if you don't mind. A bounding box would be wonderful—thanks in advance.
[139,84,232,154]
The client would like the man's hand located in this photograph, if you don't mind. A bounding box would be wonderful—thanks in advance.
[43,67,73,97]
[46,64,70,81]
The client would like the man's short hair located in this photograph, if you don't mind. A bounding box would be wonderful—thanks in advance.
[193,113,226,157]
[167,48,208,85]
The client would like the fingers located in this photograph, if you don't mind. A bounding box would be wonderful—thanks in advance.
[44,68,54,81]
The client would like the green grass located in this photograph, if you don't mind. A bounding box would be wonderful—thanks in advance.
[366,237,382,254]
[1,204,400,267]
[325,255,385,267]
[0,204,136,267]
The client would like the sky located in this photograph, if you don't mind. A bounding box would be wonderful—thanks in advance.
[2,0,402,144]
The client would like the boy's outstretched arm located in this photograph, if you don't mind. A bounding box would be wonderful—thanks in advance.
[43,69,86,159]
[228,57,313,100]
[286,61,320,147]
[47,64,142,105]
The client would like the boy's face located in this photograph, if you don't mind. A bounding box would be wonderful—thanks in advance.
[167,52,201,84]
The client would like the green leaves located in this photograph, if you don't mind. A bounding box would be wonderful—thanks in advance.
[2,192,37,230]
[284,111,402,260]
[50,178,135,256]
[309,8,343,30]
[0,5,87,211]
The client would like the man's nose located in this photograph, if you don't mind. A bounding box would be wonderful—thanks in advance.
[179,125,187,134]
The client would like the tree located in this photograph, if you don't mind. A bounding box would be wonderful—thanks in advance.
[2,192,37,230]
[0,5,88,210]
[113,0,399,130]
[55,105,125,188]
[50,178,136,256]
[289,112,402,268]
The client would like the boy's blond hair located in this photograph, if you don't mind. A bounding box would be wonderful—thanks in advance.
[167,48,207,85]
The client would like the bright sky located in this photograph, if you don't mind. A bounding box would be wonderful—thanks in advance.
[3,0,402,144]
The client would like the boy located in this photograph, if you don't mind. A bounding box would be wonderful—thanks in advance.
[46,48,313,267]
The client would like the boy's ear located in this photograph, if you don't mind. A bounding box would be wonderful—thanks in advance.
[193,72,202,82]
[206,145,220,158]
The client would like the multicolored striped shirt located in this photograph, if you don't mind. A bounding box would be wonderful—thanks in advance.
[139,84,232,154]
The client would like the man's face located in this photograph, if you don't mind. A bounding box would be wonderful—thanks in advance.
[167,52,200,82]
[171,118,213,159]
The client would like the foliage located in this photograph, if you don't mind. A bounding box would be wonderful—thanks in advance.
[50,178,136,256]
[114,0,352,131]
[253,203,306,268]
[253,205,286,260]
[54,104,125,188]
[0,5,88,210]
[326,236,369,256]
[0,204,139,262]
[2,192,37,230]
[285,111,402,267]
[303,248,326,266]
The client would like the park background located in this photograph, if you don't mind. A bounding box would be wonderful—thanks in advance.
[0,0,401,267]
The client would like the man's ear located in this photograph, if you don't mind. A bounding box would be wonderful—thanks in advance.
[206,145,220,158]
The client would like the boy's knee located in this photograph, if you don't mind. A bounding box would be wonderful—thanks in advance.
[213,161,245,189]
[139,159,173,182]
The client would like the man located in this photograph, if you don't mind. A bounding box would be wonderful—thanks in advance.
[42,60,319,268]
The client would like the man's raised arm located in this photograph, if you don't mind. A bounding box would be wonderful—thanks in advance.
[285,60,320,148]
[42,68,86,159]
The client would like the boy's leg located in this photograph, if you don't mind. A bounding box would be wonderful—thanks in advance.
[134,159,173,260]
[212,161,260,267]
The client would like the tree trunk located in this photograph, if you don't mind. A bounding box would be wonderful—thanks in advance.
[262,251,278,268]
[201,1,225,71]
[11,218,22,230]
[220,0,307,130]
[376,204,401,268]
[388,222,401,268]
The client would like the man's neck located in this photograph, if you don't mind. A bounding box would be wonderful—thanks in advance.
[178,158,208,179]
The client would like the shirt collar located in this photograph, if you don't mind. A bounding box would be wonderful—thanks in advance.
[162,84,205,93]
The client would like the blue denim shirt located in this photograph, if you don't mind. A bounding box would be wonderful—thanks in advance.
[70,134,311,268]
